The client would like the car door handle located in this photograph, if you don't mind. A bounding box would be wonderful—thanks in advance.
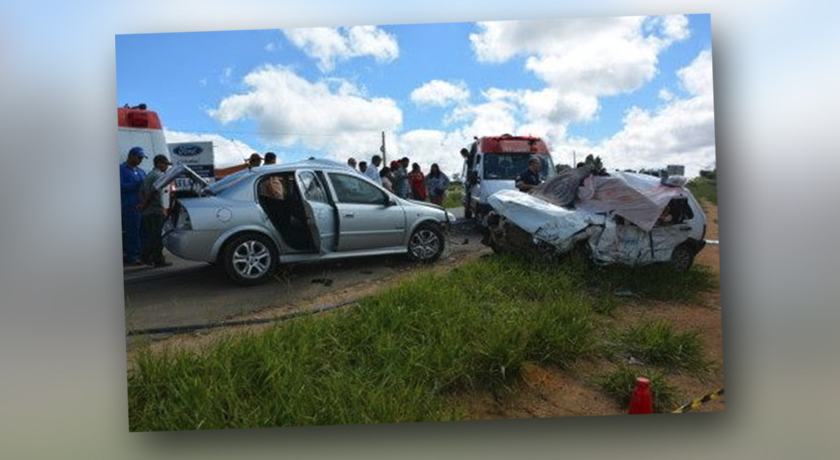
[343,212,355,218]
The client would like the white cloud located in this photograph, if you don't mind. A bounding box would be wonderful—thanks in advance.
[283,25,399,72]
[410,80,470,107]
[578,50,716,177]
[208,65,402,157]
[456,15,693,163]
[453,17,712,176]
[470,16,688,98]
[679,48,714,97]
[164,130,260,169]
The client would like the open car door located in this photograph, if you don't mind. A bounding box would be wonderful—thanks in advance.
[294,170,337,253]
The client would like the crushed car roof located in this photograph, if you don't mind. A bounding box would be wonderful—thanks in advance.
[529,169,689,232]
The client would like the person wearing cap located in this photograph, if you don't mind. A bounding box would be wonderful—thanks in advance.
[138,154,173,268]
[264,152,277,165]
[120,146,147,266]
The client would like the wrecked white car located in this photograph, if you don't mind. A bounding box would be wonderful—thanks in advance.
[482,167,707,271]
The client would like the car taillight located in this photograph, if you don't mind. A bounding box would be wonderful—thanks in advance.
[177,208,192,230]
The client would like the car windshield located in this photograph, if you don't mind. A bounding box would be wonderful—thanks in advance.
[483,153,553,180]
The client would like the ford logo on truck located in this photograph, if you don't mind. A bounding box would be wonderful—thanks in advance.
[173,145,203,156]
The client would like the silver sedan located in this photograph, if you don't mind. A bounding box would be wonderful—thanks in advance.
[156,159,455,285]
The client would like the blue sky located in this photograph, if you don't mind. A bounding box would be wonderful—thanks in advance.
[116,14,715,177]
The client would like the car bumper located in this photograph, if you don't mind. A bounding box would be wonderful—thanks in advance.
[163,229,221,263]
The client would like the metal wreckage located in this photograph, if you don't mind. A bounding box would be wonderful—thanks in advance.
[481,165,708,271]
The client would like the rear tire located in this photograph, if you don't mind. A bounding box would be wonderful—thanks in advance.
[222,233,279,286]
[408,223,445,263]
[670,244,695,272]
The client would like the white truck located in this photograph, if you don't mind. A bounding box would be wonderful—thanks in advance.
[461,135,556,227]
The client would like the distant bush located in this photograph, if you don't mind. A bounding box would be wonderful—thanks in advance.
[686,175,717,205]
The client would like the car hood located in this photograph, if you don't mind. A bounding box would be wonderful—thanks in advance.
[402,198,455,223]
[488,190,602,246]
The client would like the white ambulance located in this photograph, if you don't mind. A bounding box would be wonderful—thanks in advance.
[118,104,173,209]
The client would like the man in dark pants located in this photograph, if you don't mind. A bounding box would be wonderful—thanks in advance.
[461,148,475,218]
[139,155,173,268]
[515,156,543,192]
[120,146,147,266]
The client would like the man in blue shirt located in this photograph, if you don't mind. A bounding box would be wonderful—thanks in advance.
[120,146,147,266]
[515,156,543,192]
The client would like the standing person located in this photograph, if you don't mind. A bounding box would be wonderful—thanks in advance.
[365,154,382,185]
[139,155,173,268]
[120,147,147,266]
[515,156,543,192]
[408,163,428,201]
[264,152,277,165]
[347,157,357,170]
[392,157,410,199]
[461,148,476,218]
[379,166,394,191]
[358,161,368,174]
[248,153,262,168]
[426,163,450,206]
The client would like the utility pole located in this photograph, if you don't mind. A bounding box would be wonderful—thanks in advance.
[573,150,576,168]
[380,131,387,164]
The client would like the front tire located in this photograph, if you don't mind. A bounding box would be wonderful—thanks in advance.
[408,224,445,263]
[222,233,279,286]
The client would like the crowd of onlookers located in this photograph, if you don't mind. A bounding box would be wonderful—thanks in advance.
[345,155,451,205]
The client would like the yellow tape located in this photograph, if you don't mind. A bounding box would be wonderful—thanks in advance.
[672,388,724,413]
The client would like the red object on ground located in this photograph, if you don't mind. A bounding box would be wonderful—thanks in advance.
[628,377,654,414]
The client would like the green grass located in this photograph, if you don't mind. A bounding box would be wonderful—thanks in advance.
[596,365,676,413]
[609,320,712,374]
[129,256,600,430]
[687,176,717,205]
[578,263,718,304]
[441,186,463,209]
[128,253,718,430]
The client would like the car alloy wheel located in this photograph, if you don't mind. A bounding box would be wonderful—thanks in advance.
[223,233,278,285]
[408,224,444,263]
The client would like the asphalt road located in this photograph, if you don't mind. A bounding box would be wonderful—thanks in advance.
[123,209,485,339]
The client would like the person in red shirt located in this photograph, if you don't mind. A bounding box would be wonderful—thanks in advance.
[408,162,428,201]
